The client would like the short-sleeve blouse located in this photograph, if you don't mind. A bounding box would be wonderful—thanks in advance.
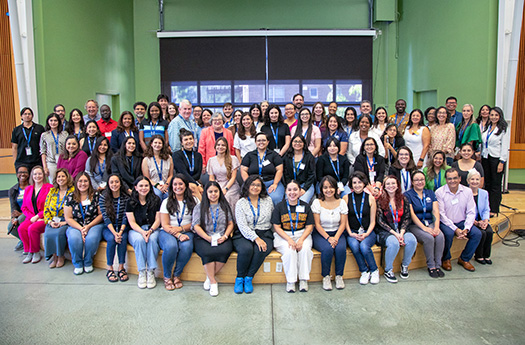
[65,192,100,225]
[311,198,348,233]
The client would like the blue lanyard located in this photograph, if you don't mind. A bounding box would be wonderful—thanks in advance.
[124,130,131,137]
[366,155,375,171]
[176,201,186,227]
[153,157,163,182]
[88,137,96,154]
[418,191,427,221]
[395,113,406,126]
[434,170,441,190]
[292,154,304,180]
[270,123,279,148]
[458,123,468,142]
[389,138,396,162]
[258,151,267,175]
[302,127,309,138]
[329,157,340,181]
[389,204,399,231]
[98,158,106,176]
[210,206,220,233]
[79,202,87,225]
[62,122,66,131]
[402,169,410,191]
[22,126,34,147]
[54,191,66,214]
[75,131,82,140]
[51,131,59,155]
[247,196,260,228]
[183,118,195,137]
[286,200,299,235]
[314,121,322,128]
[115,197,121,230]
[150,121,158,138]
[183,150,194,173]
[346,126,353,138]
[351,192,365,228]
[485,124,496,149]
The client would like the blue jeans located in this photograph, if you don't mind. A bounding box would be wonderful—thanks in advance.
[346,231,378,272]
[153,186,169,201]
[66,224,104,268]
[128,225,160,271]
[264,180,284,205]
[384,232,417,272]
[299,184,315,203]
[102,227,128,266]
[44,224,68,258]
[312,230,347,276]
[158,230,194,279]
[440,221,482,262]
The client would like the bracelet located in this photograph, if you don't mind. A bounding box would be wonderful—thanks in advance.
[419,158,424,162]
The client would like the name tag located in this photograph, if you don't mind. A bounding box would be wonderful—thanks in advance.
[25,147,32,156]
[52,217,61,223]
[105,132,112,137]
[211,233,221,247]
[296,205,305,213]
[81,199,91,206]
[55,154,60,163]
[298,163,305,170]
[262,160,270,167]
[358,227,365,234]
[274,148,280,153]
[451,199,459,205]
[158,181,164,186]
[424,220,429,226]
[337,182,344,190]
[99,181,107,188]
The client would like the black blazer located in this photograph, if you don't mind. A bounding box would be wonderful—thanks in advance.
[172,149,203,185]
[354,154,386,184]
[315,153,350,186]
[111,155,143,191]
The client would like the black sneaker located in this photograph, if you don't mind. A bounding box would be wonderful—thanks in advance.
[428,268,439,278]
[383,270,398,283]
[435,267,445,278]
[400,265,409,279]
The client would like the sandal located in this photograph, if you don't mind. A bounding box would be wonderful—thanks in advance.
[164,277,175,291]
[118,269,129,282]
[173,276,183,289]
[106,270,118,283]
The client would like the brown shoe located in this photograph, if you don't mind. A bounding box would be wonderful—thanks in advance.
[56,256,65,268]
[458,258,475,271]
[49,255,57,269]
[442,259,452,271]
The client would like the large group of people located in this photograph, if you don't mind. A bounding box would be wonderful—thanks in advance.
[8,94,509,296]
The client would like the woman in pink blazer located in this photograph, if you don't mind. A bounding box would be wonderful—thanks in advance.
[198,112,234,172]
[19,166,53,264]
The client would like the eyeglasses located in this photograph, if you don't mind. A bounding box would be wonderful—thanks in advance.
[413,178,425,182]
[250,184,262,188]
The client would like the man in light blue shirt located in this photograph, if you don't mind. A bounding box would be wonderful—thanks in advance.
[168,100,197,151]
[83,99,101,122]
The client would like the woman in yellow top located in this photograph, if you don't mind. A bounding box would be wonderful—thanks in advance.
[43,168,74,268]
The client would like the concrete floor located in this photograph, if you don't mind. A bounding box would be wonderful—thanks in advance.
[1,235,524,345]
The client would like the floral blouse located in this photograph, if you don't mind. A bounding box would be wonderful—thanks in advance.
[65,192,100,226]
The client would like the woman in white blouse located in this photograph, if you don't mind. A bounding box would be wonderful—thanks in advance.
[233,175,274,294]
[481,106,510,216]
[311,176,348,290]
[233,113,257,161]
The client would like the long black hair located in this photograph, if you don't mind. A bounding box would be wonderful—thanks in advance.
[166,174,197,216]
[199,181,232,232]
[88,136,113,174]
[117,136,141,160]
[128,176,161,222]
[490,106,508,135]
[286,133,310,158]
[44,113,63,133]
[296,107,314,145]
[66,108,85,135]
[240,175,269,199]
[103,174,129,224]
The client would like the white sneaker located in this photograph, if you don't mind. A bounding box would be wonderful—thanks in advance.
[84,265,94,273]
[322,275,332,291]
[209,283,219,296]
[359,271,371,285]
[335,275,345,289]
[22,253,33,264]
[299,280,308,292]
[370,270,380,284]
[146,270,156,289]
[31,252,42,264]
[286,282,296,293]
[203,277,211,291]
[73,267,84,275]
[137,270,147,289]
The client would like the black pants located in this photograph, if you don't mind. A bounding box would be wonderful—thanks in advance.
[194,235,233,265]
[475,224,493,259]
[233,230,274,278]
[481,155,503,213]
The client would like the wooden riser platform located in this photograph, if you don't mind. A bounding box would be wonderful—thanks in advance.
[92,211,522,283]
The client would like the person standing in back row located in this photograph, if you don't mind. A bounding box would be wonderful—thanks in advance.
[12,107,45,172]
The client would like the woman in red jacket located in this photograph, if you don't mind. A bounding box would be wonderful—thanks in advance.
[18,166,53,264]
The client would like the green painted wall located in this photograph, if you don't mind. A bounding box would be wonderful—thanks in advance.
[33,0,136,122]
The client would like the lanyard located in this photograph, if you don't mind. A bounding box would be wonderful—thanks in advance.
[247,196,260,228]
[183,150,194,173]
[434,170,441,190]
[485,124,496,149]
[258,151,267,175]
[418,191,427,221]
[395,113,406,126]
[314,120,322,128]
[458,123,468,142]
[150,121,158,138]
[124,130,131,137]
[98,158,106,176]
[115,197,121,230]
[402,169,410,191]
[210,206,220,233]
[302,127,309,139]
[62,122,66,131]
[75,131,82,141]
[153,156,163,182]
[176,201,186,227]
[351,192,365,228]
[51,131,59,155]
[79,202,87,225]
[346,126,353,138]
[366,155,375,171]
[292,154,304,180]
[389,204,399,231]
[88,137,96,154]
[389,138,396,162]
[270,123,279,148]
[286,200,299,235]
[22,126,34,147]
[54,191,67,214]
[329,157,340,181]
[183,118,195,137]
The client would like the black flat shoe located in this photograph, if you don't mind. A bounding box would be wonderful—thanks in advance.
[485,259,492,265]
[475,258,486,265]
[428,268,439,278]
[435,268,445,278]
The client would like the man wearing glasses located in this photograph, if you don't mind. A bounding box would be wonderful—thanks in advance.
[446,96,462,127]
[435,168,481,272]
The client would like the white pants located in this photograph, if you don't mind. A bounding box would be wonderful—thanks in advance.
[273,230,313,283]
[47,162,57,183]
